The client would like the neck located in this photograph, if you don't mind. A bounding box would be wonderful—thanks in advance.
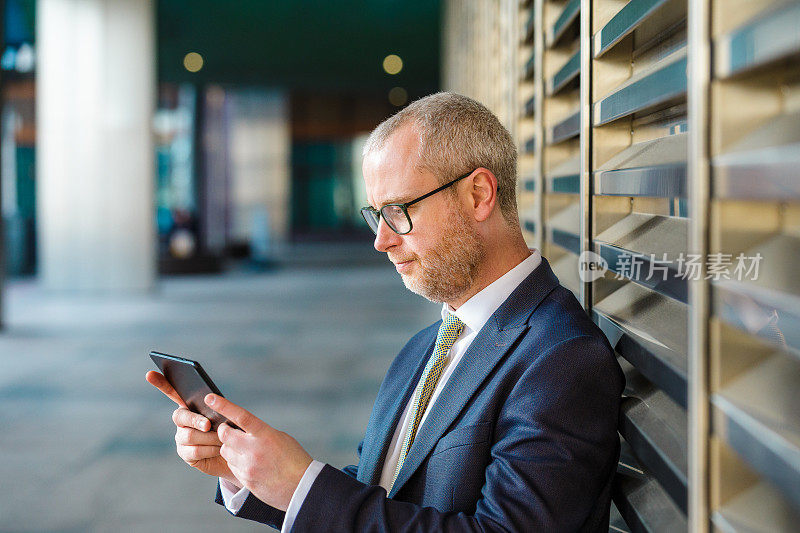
[447,229,532,310]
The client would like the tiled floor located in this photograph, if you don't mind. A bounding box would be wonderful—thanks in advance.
[1,262,439,531]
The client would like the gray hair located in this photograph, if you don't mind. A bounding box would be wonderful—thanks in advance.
[363,92,519,226]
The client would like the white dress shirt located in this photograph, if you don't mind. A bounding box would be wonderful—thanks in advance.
[220,249,542,532]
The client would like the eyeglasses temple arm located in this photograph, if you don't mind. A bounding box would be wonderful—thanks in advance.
[404,171,472,208]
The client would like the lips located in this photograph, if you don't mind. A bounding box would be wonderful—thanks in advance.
[391,258,415,273]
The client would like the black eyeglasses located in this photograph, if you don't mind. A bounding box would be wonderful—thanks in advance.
[360,170,475,235]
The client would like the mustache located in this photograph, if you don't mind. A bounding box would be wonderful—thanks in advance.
[388,254,416,264]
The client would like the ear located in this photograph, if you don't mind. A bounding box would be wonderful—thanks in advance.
[468,168,498,222]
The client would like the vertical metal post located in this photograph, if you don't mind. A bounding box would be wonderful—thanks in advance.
[579,0,592,312]
[533,0,545,253]
[507,0,518,142]
[688,0,712,530]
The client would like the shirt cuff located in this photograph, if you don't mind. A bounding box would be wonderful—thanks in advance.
[281,460,326,533]
[219,478,250,513]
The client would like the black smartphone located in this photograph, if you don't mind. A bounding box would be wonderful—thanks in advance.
[149,351,238,430]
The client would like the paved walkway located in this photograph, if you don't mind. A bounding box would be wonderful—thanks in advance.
[1,263,439,532]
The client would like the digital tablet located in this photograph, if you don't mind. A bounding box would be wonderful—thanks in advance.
[149,351,238,430]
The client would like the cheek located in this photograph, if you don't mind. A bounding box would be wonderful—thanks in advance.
[403,237,431,262]
[404,207,454,260]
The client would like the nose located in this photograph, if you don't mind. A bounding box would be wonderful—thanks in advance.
[373,217,402,253]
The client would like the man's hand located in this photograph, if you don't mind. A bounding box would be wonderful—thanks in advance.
[145,371,241,487]
[206,393,314,512]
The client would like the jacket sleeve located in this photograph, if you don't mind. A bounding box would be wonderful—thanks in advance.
[289,335,623,532]
[212,439,365,529]
[214,482,285,530]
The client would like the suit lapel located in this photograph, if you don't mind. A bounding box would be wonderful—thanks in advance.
[388,257,561,497]
[387,322,527,497]
[357,330,437,485]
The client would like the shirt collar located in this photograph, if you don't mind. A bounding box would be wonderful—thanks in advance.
[441,248,542,334]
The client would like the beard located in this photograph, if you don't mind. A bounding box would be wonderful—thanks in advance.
[398,205,485,303]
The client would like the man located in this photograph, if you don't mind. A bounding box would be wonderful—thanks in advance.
[147,92,624,532]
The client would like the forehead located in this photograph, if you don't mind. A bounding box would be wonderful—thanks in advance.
[362,124,434,206]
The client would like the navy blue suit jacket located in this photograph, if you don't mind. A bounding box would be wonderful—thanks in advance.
[216,257,624,531]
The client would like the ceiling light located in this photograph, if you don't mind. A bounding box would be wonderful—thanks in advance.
[388,87,408,106]
[183,52,204,73]
[383,54,403,75]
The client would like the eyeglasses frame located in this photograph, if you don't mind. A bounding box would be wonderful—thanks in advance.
[360,169,476,235]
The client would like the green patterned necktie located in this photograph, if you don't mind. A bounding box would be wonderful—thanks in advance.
[390,313,465,491]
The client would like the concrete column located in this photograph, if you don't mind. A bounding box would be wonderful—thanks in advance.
[36,0,155,291]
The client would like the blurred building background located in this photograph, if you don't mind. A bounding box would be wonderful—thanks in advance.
[1,0,440,288]
[1,0,799,532]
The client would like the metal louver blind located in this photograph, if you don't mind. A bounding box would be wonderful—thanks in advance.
[590,1,690,530]
[541,0,583,301]
[705,0,800,530]
[518,0,542,261]
[441,0,800,530]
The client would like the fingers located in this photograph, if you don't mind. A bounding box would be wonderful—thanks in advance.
[205,394,264,434]
[217,422,248,445]
[146,371,187,408]
[175,426,222,446]
[177,444,221,464]
[219,441,245,465]
[172,407,211,432]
